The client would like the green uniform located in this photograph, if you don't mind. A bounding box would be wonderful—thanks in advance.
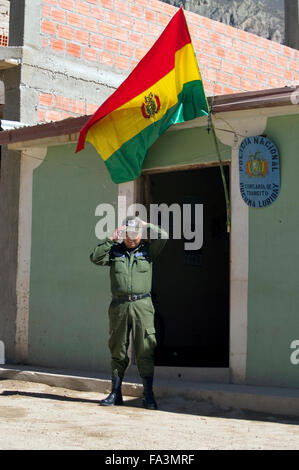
[90,224,168,378]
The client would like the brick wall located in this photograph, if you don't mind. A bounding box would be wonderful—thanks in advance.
[38,0,299,122]
[37,93,98,122]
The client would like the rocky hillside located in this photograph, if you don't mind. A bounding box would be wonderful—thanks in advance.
[164,0,285,43]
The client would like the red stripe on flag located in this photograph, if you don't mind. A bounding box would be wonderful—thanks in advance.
[77,7,191,152]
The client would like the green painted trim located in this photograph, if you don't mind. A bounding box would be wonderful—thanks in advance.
[143,126,231,171]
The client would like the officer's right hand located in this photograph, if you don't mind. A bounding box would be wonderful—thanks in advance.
[109,225,126,241]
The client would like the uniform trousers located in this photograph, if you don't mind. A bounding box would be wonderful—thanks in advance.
[108,296,156,378]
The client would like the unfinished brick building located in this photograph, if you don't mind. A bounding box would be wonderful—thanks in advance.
[0,0,298,126]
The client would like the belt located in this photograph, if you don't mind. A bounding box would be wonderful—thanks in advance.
[113,293,151,302]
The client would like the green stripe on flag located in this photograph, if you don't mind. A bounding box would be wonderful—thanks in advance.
[105,80,208,183]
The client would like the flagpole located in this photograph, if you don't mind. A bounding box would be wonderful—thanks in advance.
[208,110,231,234]
[181,5,231,233]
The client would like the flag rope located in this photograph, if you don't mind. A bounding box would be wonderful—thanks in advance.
[207,107,231,233]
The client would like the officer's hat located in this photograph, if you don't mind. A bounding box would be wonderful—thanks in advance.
[123,216,143,233]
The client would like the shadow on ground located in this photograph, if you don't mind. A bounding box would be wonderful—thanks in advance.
[1,388,299,426]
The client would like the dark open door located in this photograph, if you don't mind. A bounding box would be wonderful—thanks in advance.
[146,166,230,367]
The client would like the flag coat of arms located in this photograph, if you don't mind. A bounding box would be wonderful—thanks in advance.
[76,7,209,184]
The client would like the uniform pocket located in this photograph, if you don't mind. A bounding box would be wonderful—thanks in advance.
[111,258,126,273]
[145,327,156,336]
[135,256,150,273]
[144,327,157,349]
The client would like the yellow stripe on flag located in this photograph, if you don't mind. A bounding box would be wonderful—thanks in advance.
[86,43,201,161]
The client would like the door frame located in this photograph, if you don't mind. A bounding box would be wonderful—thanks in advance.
[119,159,243,384]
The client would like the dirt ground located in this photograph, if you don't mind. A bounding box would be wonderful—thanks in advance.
[0,379,299,450]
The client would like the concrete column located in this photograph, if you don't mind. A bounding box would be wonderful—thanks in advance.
[215,111,267,384]
[15,147,47,363]
[0,147,21,363]
[285,0,299,49]
[0,144,47,365]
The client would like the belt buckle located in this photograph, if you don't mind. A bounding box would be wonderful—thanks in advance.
[131,294,138,301]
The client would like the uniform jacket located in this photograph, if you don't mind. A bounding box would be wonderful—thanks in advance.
[90,223,168,297]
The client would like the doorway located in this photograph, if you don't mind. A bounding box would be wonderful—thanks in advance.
[145,165,230,367]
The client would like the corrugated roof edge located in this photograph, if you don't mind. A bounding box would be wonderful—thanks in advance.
[0,86,298,146]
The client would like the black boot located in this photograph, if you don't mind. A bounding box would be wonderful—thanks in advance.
[100,376,124,406]
[142,377,158,410]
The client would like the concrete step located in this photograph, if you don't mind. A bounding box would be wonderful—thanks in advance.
[1,364,299,418]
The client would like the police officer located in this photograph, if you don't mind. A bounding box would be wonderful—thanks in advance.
[90,216,168,409]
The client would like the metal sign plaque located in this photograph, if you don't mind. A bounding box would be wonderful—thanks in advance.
[239,135,280,208]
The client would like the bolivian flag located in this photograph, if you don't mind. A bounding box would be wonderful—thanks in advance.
[76,7,209,183]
